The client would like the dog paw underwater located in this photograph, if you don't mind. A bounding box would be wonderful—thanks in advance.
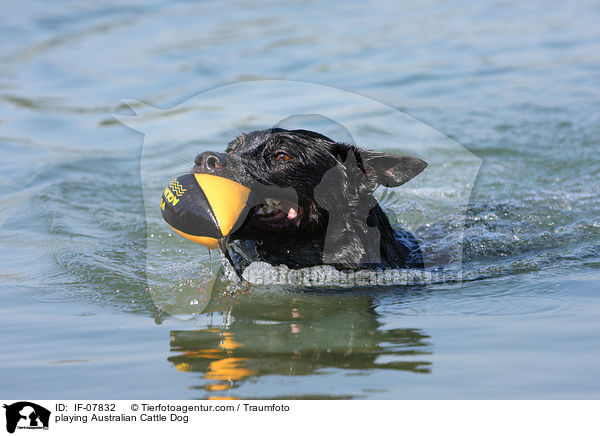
[161,128,429,286]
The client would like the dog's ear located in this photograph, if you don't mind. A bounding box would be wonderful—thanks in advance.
[360,150,427,188]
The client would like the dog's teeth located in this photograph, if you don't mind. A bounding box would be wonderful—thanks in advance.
[265,198,282,209]
[287,207,298,220]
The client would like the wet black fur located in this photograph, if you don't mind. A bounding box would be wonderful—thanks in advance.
[192,128,427,271]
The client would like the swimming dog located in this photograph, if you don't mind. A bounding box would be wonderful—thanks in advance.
[192,128,427,271]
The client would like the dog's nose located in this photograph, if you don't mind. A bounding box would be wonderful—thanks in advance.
[194,151,224,172]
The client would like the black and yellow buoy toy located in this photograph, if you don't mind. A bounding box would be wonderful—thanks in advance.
[160,173,251,249]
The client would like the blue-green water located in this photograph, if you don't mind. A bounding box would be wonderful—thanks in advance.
[1,0,599,399]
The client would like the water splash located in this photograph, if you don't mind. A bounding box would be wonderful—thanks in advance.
[242,261,459,287]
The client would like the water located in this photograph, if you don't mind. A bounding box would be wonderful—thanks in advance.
[1,0,599,399]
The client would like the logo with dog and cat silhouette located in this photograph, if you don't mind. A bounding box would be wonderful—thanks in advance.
[3,402,50,434]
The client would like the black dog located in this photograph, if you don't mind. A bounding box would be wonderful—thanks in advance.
[192,128,427,271]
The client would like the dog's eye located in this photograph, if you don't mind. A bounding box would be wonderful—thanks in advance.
[275,152,291,161]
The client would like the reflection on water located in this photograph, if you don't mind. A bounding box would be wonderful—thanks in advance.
[168,291,432,399]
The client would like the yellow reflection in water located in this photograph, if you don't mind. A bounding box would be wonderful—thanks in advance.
[173,330,255,394]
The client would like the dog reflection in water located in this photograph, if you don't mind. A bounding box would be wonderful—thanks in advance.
[168,297,432,398]
[171,330,254,398]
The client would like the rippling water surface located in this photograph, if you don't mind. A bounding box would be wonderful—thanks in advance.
[1,0,599,399]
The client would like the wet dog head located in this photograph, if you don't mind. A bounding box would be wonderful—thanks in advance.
[192,128,427,268]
